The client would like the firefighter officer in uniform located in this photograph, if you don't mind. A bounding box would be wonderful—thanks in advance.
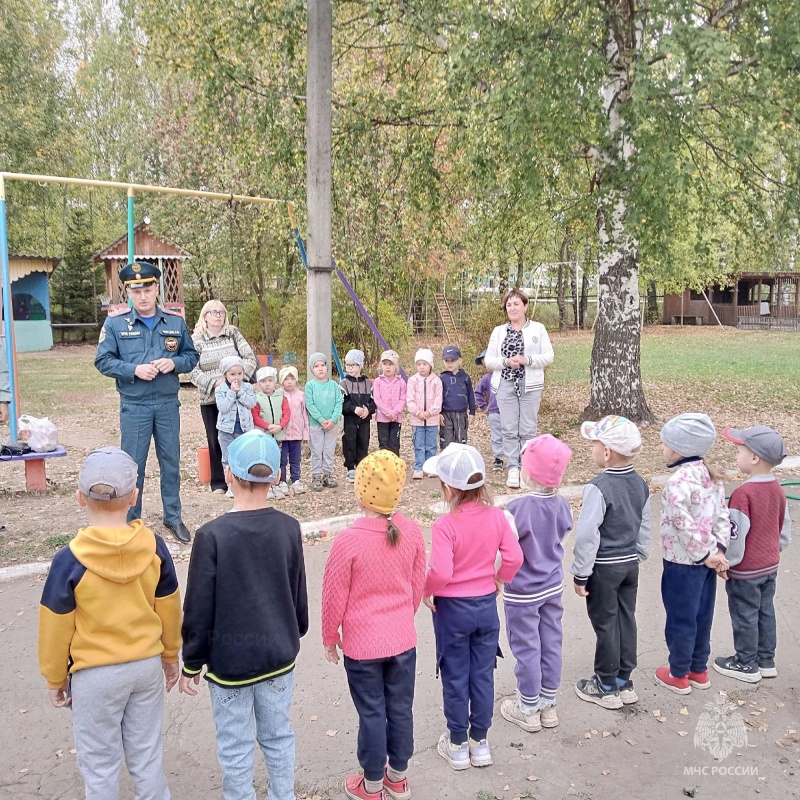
[95,261,199,544]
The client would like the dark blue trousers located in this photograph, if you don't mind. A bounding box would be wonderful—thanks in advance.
[661,560,718,678]
[433,594,499,744]
[120,398,182,526]
[280,439,302,483]
[343,648,416,783]
[726,574,778,667]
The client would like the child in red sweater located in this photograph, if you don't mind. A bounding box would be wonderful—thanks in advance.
[321,450,426,800]
[423,443,523,771]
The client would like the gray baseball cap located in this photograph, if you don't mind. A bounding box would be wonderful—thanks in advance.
[660,413,717,457]
[78,446,138,500]
[724,425,787,465]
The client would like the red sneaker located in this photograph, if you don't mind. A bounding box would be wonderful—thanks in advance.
[345,774,386,800]
[655,666,691,694]
[383,769,411,800]
[688,670,711,689]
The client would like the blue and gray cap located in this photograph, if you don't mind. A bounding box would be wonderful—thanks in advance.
[227,431,281,483]
[78,446,138,500]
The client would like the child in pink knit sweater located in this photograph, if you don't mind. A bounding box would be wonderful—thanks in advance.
[321,450,426,800]
[423,443,523,772]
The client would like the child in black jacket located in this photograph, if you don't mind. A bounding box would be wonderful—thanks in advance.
[440,345,476,448]
[340,349,377,481]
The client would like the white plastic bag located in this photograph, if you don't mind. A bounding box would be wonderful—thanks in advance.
[18,414,59,453]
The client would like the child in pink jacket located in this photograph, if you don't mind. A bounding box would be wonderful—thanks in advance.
[373,349,406,457]
[406,348,443,479]
[277,365,310,495]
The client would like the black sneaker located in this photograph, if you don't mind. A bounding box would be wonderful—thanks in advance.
[758,661,777,678]
[311,476,324,492]
[713,656,762,683]
[575,675,622,709]
[493,458,504,472]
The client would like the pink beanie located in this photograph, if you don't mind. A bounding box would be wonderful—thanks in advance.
[521,434,572,489]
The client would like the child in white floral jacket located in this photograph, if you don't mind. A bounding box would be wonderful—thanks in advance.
[655,413,730,696]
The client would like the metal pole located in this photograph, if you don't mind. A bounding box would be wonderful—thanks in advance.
[306,0,333,364]
[0,175,18,440]
[127,188,135,264]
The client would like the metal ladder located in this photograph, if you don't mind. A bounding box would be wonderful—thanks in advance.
[434,290,459,343]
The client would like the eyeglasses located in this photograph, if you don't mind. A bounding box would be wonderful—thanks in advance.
[345,363,360,368]
[206,310,226,317]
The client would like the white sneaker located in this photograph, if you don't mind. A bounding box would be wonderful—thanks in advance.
[436,733,470,771]
[291,481,307,495]
[346,469,356,483]
[225,486,234,498]
[506,467,520,489]
[500,698,542,732]
[277,482,290,495]
[412,470,424,480]
[468,736,492,767]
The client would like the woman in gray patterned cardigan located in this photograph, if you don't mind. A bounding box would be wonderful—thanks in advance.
[189,300,258,493]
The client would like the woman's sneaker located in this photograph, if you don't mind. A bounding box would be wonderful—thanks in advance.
[290,480,307,495]
[346,469,356,483]
[713,656,761,683]
[758,661,778,678]
[688,670,711,689]
[575,675,623,709]
[540,705,559,727]
[655,666,691,694]
[506,467,521,489]
[618,680,639,704]
[437,733,470,771]
[500,697,542,732]
[468,737,493,767]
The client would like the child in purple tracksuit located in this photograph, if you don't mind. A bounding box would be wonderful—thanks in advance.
[501,435,573,732]
[474,349,503,471]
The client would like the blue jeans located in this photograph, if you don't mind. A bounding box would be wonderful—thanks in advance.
[412,425,438,471]
[208,672,296,800]
[432,594,500,744]
[661,560,717,677]
[280,440,302,484]
[344,648,416,782]
[218,430,238,470]
[726,573,777,667]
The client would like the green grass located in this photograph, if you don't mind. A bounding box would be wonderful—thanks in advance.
[548,328,800,399]
[44,534,73,549]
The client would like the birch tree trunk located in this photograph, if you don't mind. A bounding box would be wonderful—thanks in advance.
[585,0,654,423]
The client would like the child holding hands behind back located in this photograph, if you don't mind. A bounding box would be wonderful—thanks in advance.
[321,450,426,800]
[423,443,523,772]
[501,434,573,732]
[656,413,730,695]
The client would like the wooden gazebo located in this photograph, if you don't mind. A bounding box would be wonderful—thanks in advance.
[93,222,192,306]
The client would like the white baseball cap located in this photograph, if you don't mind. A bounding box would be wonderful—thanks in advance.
[423,443,486,490]
[580,415,642,457]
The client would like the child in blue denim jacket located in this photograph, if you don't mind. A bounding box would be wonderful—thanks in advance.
[215,356,257,494]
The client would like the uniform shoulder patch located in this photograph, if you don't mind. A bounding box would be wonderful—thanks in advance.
[161,306,184,318]
[107,306,129,318]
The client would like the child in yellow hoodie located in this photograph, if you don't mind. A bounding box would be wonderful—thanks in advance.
[37,446,182,799]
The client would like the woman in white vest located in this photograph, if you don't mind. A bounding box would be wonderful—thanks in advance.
[484,288,554,489]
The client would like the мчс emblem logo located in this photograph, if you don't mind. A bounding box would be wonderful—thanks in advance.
[164,337,179,352]
[694,696,747,761]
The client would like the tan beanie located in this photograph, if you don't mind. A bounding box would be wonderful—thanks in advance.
[354,450,407,515]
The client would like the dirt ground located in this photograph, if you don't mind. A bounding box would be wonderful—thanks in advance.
[1,493,798,800]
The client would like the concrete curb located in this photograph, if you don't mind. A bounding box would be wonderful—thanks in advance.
[0,561,51,584]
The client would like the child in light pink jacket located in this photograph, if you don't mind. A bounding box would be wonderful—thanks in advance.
[373,350,406,457]
[406,348,443,479]
[278,365,310,495]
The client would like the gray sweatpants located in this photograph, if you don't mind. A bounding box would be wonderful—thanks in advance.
[488,412,503,459]
[309,425,337,476]
[496,381,542,469]
[71,655,170,800]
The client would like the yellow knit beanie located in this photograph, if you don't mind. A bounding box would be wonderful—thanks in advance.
[355,450,407,515]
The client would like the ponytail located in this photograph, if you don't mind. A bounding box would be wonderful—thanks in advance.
[386,513,400,547]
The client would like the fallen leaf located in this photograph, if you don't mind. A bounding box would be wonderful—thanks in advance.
[626,738,636,746]
[680,707,689,716]
[601,769,610,776]
[583,731,592,739]
[69,748,76,755]
[776,702,785,708]
[310,715,318,721]
[16,611,23,616]
[325,729,337,737]
[520,754,533,760]
[656,716,668,723]
[678,731,689,737]
[652,709,662,717]
[503,785,509,791]
[737,700,746,706]
[602,730,612,738]
[758,707,767,713]
[591,728,598,735]
[527,775,540,782]
[18,709,27,714]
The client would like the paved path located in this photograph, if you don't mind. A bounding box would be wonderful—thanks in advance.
[2,497,799,800]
